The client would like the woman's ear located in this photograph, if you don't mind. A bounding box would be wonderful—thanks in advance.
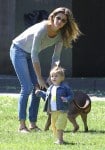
[51,16,54,23]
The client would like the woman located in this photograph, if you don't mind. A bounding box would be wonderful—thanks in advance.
[10,7,81,133]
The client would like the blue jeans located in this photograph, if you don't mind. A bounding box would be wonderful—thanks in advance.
[10,44,40,122]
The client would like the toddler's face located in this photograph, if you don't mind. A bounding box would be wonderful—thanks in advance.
[50,73,64,85]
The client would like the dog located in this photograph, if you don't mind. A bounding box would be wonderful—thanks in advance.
[44,91,91,132]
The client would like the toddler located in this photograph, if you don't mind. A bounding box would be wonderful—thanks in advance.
[35,66,73,144]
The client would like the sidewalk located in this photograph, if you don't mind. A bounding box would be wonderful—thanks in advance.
[0,93,19,97]
[0,93,105,101]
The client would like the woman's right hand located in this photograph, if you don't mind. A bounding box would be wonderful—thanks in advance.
[37,77,48,89]
[33,62,48,89]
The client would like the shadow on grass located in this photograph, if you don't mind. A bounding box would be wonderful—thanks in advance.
[62,141,89,146]
[87,129,105,134]
[61,141,76,145]
[65,129,105,134]
[57,141,86,145]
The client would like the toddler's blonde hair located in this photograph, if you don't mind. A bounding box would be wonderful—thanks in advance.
[50,65,65,80]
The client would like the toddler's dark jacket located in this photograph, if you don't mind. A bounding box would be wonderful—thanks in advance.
[36,82,74,112]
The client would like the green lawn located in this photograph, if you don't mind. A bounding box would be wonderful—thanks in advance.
[0,95,105,150]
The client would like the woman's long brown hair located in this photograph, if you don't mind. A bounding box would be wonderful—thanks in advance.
[48,7,81,48]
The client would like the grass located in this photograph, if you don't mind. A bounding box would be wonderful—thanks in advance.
[0,95,105,150]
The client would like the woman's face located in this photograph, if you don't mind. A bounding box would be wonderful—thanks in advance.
[53,13,67,30]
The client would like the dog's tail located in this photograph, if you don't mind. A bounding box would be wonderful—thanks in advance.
[73,99,91,113]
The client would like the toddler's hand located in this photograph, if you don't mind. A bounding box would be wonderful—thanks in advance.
[35,89,41,95]
[61,97,68,102]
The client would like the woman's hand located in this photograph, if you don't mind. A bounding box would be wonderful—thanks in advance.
[37,77,48,89]
[33,62,48,89]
